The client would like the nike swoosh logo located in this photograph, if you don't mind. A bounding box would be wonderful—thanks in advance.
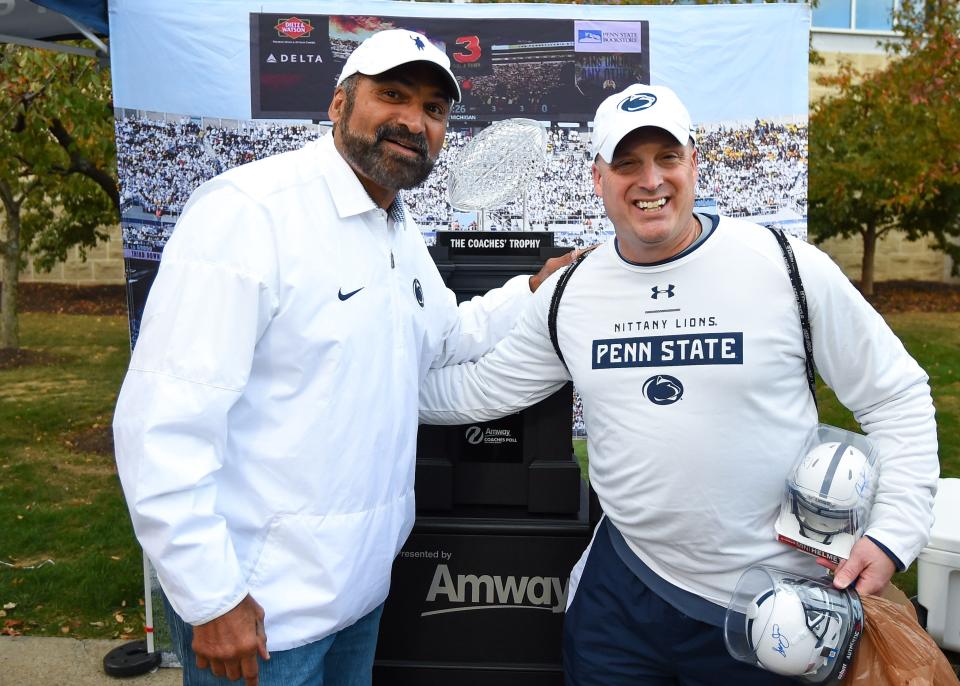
[338,287,364,301]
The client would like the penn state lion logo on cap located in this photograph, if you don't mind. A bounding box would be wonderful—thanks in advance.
[619,92,658,113]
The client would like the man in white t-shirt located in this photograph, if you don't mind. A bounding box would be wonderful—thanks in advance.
[419,84,938,685]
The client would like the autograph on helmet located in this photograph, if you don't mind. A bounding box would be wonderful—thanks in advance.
[770,624,790,658]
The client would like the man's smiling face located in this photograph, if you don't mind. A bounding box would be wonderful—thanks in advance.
[330,62,451,207]
[592,126,700,264]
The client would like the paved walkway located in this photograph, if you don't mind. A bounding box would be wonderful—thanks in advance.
[2,635,956,684]
[0,637,180,685]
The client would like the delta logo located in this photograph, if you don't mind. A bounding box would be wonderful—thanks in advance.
[275,17,314,40]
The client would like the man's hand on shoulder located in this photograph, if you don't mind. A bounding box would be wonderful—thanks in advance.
[529,248,585,293]
[822,537,896,596]
[192,594,269,686]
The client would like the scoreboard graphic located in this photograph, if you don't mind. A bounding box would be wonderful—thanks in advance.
[250,14,649,122]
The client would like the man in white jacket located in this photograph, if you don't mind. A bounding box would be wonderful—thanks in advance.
[419,84,939,685]
[114,30,570,686]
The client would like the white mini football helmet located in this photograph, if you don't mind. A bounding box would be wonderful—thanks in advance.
[788,441,871,544]
[746,584,844,676]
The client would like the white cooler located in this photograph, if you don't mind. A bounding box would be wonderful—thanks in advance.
[917,477,960,652]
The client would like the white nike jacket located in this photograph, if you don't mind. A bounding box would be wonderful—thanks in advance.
[113,133,532,650]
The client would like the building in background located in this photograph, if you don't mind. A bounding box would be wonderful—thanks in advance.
[810,0,958,284]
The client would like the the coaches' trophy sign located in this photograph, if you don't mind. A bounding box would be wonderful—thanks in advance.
[448,118,547,231]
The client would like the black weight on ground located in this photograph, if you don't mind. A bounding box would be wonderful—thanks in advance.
[103,639,161,678]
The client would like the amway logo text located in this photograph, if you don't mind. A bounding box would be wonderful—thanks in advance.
[423,564,568,616]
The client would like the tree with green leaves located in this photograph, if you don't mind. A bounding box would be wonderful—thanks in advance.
[808,2,960,296]
[0,43,118,349]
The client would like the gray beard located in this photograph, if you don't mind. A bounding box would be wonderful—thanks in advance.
[337,114,436,192]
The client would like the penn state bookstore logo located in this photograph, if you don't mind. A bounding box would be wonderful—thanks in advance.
[413,278,424,307]
[577,29,603,44]
[642,374,684,405]
[274,17,314,40]
[619,92,657,113]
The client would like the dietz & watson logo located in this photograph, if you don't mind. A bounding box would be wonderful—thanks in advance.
[274,17,314,40]
[423,564,569,616]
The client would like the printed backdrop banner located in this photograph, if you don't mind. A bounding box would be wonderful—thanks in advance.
[109,1,808,122]
[107,1,809,657]
[108,0,809,365]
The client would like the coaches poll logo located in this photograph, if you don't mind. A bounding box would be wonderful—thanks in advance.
[413,278,424,308]
[619,93,657,113]
[464,425,518,446]
[642,375,684,405]
[274,17,314,40]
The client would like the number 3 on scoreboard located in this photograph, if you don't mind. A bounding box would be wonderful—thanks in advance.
[453,35,481,63]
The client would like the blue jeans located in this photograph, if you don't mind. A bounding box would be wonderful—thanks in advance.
[162,592,384,686]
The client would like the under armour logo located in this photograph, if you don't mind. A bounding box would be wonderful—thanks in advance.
[412,35,426,51]
[651,284,675,299]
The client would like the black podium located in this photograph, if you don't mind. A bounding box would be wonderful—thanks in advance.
[374,233,596,685]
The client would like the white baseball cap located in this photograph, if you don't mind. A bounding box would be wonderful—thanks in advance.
[590,84,694,162]
[336,29,461,102]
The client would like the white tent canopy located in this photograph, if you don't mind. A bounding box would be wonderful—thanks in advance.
[0,0,107,57]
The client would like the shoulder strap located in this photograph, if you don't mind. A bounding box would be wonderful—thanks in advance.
[548,246,596,369]
[766,226,818,408]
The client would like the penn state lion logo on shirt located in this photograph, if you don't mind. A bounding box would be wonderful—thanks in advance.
[642,374,684,405]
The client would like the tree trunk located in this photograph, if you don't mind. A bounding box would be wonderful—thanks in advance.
[1,227,20,350]
[860,222,877,297]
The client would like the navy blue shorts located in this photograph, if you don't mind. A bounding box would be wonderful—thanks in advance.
[563,524,795,686]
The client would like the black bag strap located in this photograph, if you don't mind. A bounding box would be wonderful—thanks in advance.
[548,246,596,369]
[766,226,818,408]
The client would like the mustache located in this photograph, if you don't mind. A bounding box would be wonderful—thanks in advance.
[375,124,428,157]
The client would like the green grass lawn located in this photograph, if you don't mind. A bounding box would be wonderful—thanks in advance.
[0,311,956,638]
[820,312,960,597]
[0,313,143,639]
